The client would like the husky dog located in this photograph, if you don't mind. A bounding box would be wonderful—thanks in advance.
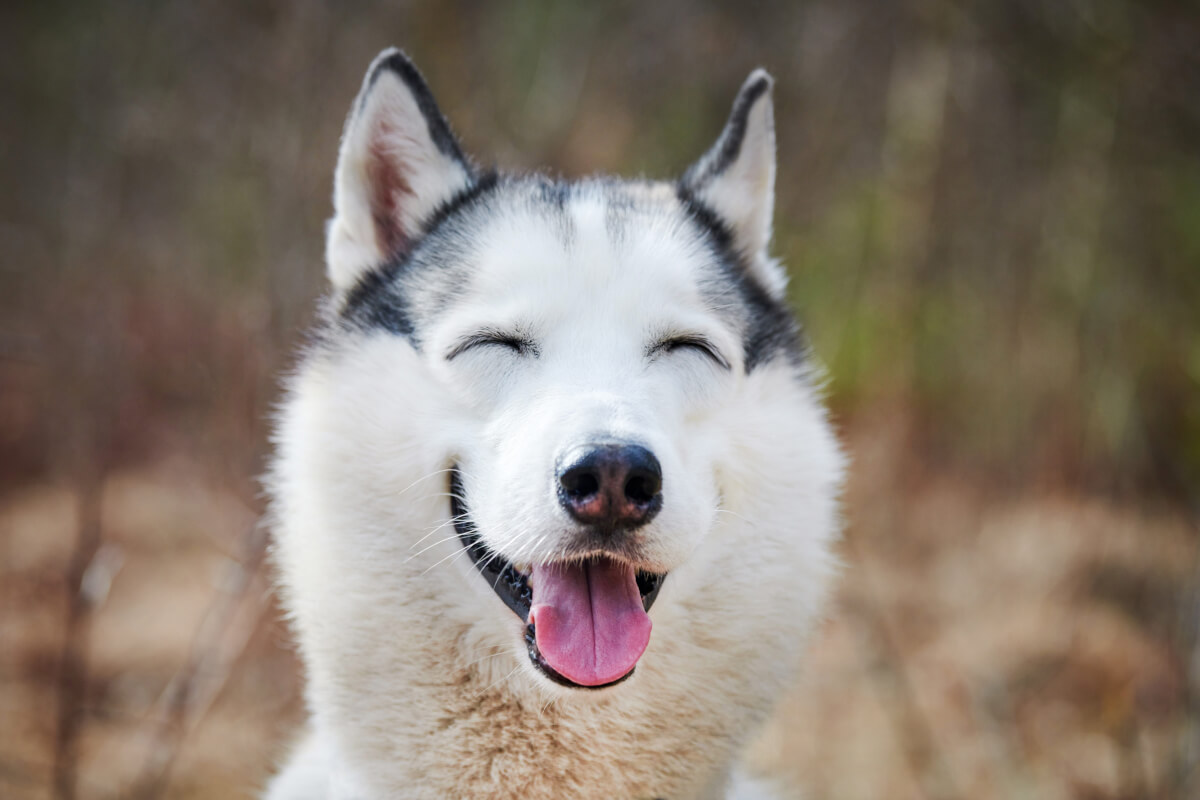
[266,48,844,800]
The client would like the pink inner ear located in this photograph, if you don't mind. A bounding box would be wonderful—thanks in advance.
[367,123,414,259]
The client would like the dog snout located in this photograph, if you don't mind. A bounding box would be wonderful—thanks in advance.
[557,443,663,529]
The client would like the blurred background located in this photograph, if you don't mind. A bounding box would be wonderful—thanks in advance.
[2,1,1198,798]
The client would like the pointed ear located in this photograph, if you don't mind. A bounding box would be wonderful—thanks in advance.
[681,70,785,297]
[325,48,475,291]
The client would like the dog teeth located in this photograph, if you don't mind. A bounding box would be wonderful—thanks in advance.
[513,562,531,576]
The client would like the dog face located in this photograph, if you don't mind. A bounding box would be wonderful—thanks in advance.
[427,190,729,565]
[275,50,837,696]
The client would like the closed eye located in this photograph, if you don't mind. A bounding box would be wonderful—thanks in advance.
[446,329,539,361]
[647,335,730,370]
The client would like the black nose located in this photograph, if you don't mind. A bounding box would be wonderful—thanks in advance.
[557,443,663,529]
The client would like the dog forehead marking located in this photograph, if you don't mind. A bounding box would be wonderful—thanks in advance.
[411,182,717,337]
[333,176,804,376]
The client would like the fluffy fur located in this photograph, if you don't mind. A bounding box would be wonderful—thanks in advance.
[266,49,844,800]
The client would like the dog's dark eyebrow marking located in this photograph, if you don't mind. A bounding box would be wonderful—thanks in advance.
[673,184,803,373]
[445,328,540,361]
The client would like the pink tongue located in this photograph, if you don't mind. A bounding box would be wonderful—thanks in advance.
[529,558,652,687]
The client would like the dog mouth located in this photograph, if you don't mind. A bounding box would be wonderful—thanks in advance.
[449,468,665,689]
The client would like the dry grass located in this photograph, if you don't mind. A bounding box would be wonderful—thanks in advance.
[1,423,1194,799]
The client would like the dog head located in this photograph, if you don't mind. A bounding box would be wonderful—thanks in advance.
[275,50,839,695]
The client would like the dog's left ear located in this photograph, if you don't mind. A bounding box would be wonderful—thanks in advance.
[680,70,785,298]
[326,48,476,291]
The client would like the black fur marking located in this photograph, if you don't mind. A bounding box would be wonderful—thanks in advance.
[682,72,772,187]
[537,179,570,211]
[340,259,415,338]
[676,185,803,372]
[363,48,472,171]
[338,173,501,340]
[420,170,499,238]
[675,184,735,252]
[533,177,575,247]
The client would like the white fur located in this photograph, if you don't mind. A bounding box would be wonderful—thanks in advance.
[267,52,844,800]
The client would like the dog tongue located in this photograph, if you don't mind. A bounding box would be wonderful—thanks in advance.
[529,558,652,687]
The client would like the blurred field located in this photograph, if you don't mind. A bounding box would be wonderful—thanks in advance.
[2,1,1198,798]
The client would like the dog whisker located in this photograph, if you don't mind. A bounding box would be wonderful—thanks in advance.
[408,514,471,550]
[474,663,524,700]
[403,532,467,563]
[420,543,473,577]
[389,467,458,498]
[714,507,750,523]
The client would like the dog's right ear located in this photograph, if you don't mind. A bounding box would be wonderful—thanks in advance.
[680,70,785,298]
[326,48,475,291]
